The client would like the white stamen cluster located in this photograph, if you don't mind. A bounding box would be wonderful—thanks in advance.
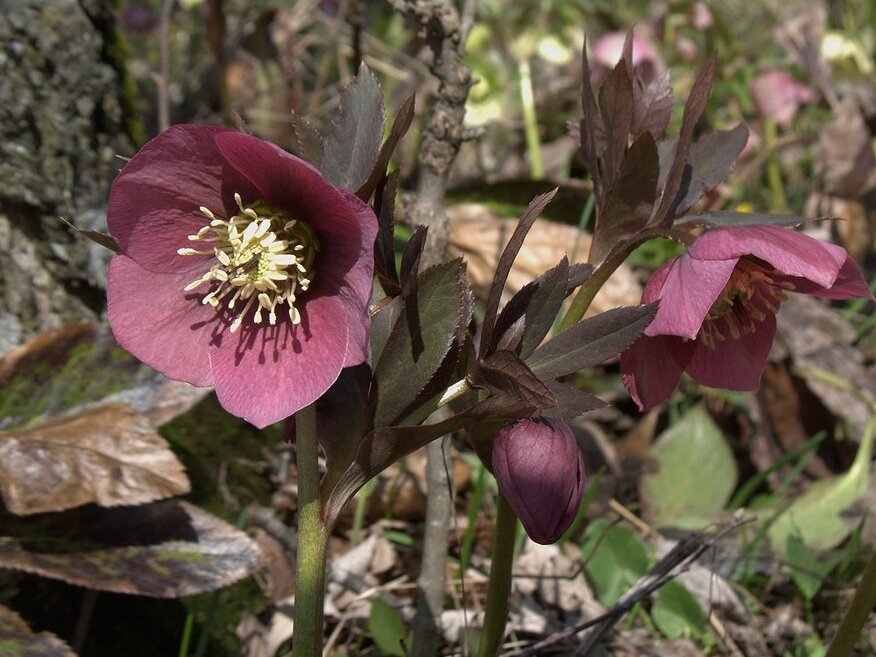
[178,194,319,333]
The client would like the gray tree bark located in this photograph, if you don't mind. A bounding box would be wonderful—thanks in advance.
[0,0,134,355]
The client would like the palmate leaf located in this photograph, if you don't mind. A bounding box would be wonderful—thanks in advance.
[356,94,416,201]
[677,210,807,228]
[321,65,385,191]
[371,259,470,427]
[0,604,77,657]
[0,501,263,598]
[527,304,657,379]
[0,404,189,515]
[290,111,324,166]
[598,58,634,191]
[479,350,556,411]
[541,381,607,420]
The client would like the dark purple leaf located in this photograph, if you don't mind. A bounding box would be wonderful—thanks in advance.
[590,130,659,265]
[490,257,570,358]
[567,262,594,292]
[480,189,558,355]
[650,52,718,227]
[369,294,403,367]
[527,303,658,379]
[372,259,469,427]
[317,365,372,498]
[632,70,673,140]
[356,94,416,201]
[541,381,608,420]
[479,350,557,411]
[580,40,602,199]
[61,218,119,253]
[321,64,386,190]
[598,59,634,189]
[290,111,324,166]
[671,124,749,216]
[373,171,401,295]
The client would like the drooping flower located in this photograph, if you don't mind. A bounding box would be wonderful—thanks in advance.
[621,225,871,410]
[107,125,377,428]
[492,418,586,545]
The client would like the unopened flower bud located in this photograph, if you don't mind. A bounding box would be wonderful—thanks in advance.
[492,419,586,545]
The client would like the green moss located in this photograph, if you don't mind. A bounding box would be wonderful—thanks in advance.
[160,395,278,521]
[0,640,22,657]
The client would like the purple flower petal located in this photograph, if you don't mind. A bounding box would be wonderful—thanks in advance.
[689,225,847,288]
[778,256,873,300]
[108,125,233,273]
[208,295,351,428]
[621,334,695,410]
[645,256,738,339]
[685,310,776,390]
[107,255,217,386]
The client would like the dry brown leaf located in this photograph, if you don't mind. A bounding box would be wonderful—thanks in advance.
[0,323,209,431]
[774,295,876,437]
[0,404,189,515]
[448,204,641,315]
[0,500,264,598]
[0,603,78,656]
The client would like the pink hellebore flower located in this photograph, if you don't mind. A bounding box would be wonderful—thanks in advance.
[750,69,817,126]
[107,125,377,428]
[621,225,870,410]
[492,419,586,545]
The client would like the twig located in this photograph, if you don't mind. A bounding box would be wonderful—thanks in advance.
[514,515,754,656]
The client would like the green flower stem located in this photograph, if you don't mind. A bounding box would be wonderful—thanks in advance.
[519,57,543,180]
[292,403,329,657]
[476,493,519,657]
[763,117,788,212]
[824,544,876,657]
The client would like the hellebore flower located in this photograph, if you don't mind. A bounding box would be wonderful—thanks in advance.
[107,125,377,428]
[621,225,871,410]
[492,418,586,545]
[750,69,817,126]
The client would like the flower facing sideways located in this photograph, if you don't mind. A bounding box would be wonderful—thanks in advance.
[107,125,377,428]
[621,225,871,410]
[492,418,586,545]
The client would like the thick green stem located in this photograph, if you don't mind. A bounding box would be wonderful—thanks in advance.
[293,404,329,657]
[824,545,876,657]
[519,57,543,180]
[476,493,519,657]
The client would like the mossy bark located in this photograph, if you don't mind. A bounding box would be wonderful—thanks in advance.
[0,0,136,355]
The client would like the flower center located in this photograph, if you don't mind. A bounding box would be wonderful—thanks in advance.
[178,193,320,333]
[699,257,794,349]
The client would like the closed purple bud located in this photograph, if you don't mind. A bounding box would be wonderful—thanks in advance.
[492,419,586,545]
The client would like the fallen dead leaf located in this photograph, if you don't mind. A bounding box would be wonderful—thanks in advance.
[0,500,263,597]
[0,603,77,656]
[0,404,190,515]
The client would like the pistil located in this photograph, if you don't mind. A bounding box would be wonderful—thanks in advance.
[178,194,319,332]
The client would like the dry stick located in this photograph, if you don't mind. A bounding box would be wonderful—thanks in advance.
[385,2,474,656]
[516,515,754,657]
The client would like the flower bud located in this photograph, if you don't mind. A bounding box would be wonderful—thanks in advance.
[492,419,586,545]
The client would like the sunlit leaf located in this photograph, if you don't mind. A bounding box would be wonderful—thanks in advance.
[767,420,874,551]
[651,580,709,639]
[0,501,263,598]
[0,404,189,515]
[369,598,409,656]
[581,518,648,606]
[290,111,324,166]
[641,406,737,528]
